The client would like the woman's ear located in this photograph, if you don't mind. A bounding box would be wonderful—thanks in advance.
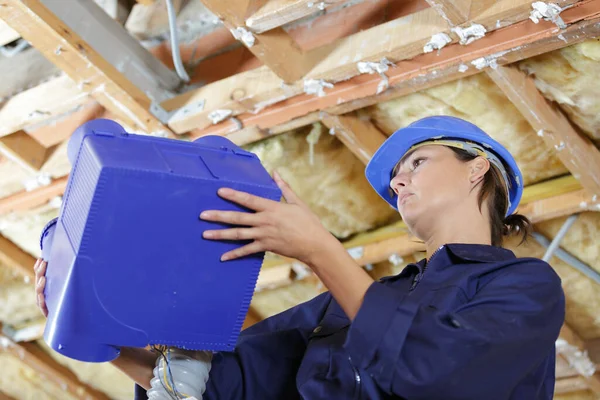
[469,156,490,184]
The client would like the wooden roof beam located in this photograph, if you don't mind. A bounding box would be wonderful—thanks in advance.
[558,324,600,395]
[0,234,35,282]
[487,65,600,199]
[261,175,598,291]
[0,332,111,400]
[321,113,388,165]
[246,0,350,33]
[199,0,329,83]
[425,0,497,27]
[0,0,178,136]
[0,175,68,216]
[184,0,600,142]
[0,131,57,172]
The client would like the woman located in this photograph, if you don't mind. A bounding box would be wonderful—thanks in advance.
[34,116,565,399]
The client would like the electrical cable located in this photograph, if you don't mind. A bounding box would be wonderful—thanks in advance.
[165,0,190,82]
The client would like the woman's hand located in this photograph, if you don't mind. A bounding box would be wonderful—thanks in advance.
[34,258,48,317]
[201,171,339,265]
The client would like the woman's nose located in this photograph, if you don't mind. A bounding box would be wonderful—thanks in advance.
[390,173,409,194]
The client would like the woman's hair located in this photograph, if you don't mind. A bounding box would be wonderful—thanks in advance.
[450,147,531,246]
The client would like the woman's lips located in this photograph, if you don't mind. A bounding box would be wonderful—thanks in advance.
[398,193,413,206]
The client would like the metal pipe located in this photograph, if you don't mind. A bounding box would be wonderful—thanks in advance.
[165,0,190,82]
[532,232,600,285]
[541,214,579,263]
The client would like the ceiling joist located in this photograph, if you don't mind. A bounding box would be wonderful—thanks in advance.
[321,113,388,165]
[0,332,111,400]
[0,131,56,172]
[200,0,330,83]
[487,65,600,198]
[0,234,36,282]
[0,0,176,136]
[184,0,600,142]
[246,0,348,33]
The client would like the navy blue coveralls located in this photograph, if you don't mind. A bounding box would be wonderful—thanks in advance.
[135,243,565,399]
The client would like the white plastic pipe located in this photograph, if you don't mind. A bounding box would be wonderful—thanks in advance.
[147,348,212,400]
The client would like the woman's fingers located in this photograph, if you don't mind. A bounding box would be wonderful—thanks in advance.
[36,276,46,294]
[38,293,48,317]
[220,241,265,262]
[200,210,261,226]
[216,188,275,211]
[203,227,262,241]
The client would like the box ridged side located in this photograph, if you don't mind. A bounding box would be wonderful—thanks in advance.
[229,256,265,348]
[62,149,102,250]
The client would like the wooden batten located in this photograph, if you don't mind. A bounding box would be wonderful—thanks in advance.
[0,0,176,136]
[0,333,111,400]
[0,235,36,282]
[0,131,56,172]
[487,65,600,198]
[246,0,349,33]
[321,113,388,165]
[179,0,600,139]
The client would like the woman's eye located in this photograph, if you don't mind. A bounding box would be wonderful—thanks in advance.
[412,158,425,169]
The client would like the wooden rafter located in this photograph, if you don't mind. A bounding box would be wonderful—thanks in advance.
[259,175,596,292]
[246,0,348,33]
[321,113,388,165]
[425,0,497,26]
[183,0,600,142]
[0,131,56,172]
[0,234,35,282]
[0,332,111,400]
[199,0,330,83]
[487,65,600,198]
[559,324,600,394]
[0,0,175,136]
[0,175,68,216]
[554,376,590,394]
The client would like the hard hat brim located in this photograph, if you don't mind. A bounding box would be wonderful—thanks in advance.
[365,122,524,217]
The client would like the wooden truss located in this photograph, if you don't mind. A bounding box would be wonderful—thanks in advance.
[1,0,600,397]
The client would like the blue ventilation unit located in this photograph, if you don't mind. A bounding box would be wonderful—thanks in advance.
[39,119,281,363]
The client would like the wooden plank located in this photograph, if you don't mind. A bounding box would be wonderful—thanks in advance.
[0,0,175,136]
[0,234,35,282]
[0,175,68,216]
[558,324,600,395]
[0,333,111,400]
[321,113,388,165]
[200,0,327,83]
[0,131,56,172]
[186,0,600,140]
[27,102,106,148]
[0,75,89,138]
[518,189,598,224]
[554,376,590,394]
[0,391,17,400]
[246,0,349,33]
[0,19,19,46]
[426,0,498,26]
[426,0,472,25]
[488,65,600,199]
[125,0,183,39]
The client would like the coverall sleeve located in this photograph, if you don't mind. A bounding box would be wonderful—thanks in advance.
[134,291,332,400]
[343,259,565,399]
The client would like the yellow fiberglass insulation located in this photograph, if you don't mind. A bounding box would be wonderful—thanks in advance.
[368,72,568,186]
[518,39,600,140]
[245,124,398,239]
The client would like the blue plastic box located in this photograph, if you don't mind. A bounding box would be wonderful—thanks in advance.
[40,119,281,363]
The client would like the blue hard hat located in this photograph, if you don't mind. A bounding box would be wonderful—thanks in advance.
[365,116,523,217]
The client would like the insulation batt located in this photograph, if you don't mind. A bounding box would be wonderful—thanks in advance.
[244,125,398,239]
[368,73,567,185]
[518,39,600,140]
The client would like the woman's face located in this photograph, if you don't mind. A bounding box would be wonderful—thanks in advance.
[389,145,483,229]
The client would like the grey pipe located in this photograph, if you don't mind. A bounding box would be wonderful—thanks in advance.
[532,232,600,285]
[542,214,579,263]
[165,0,190,82]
